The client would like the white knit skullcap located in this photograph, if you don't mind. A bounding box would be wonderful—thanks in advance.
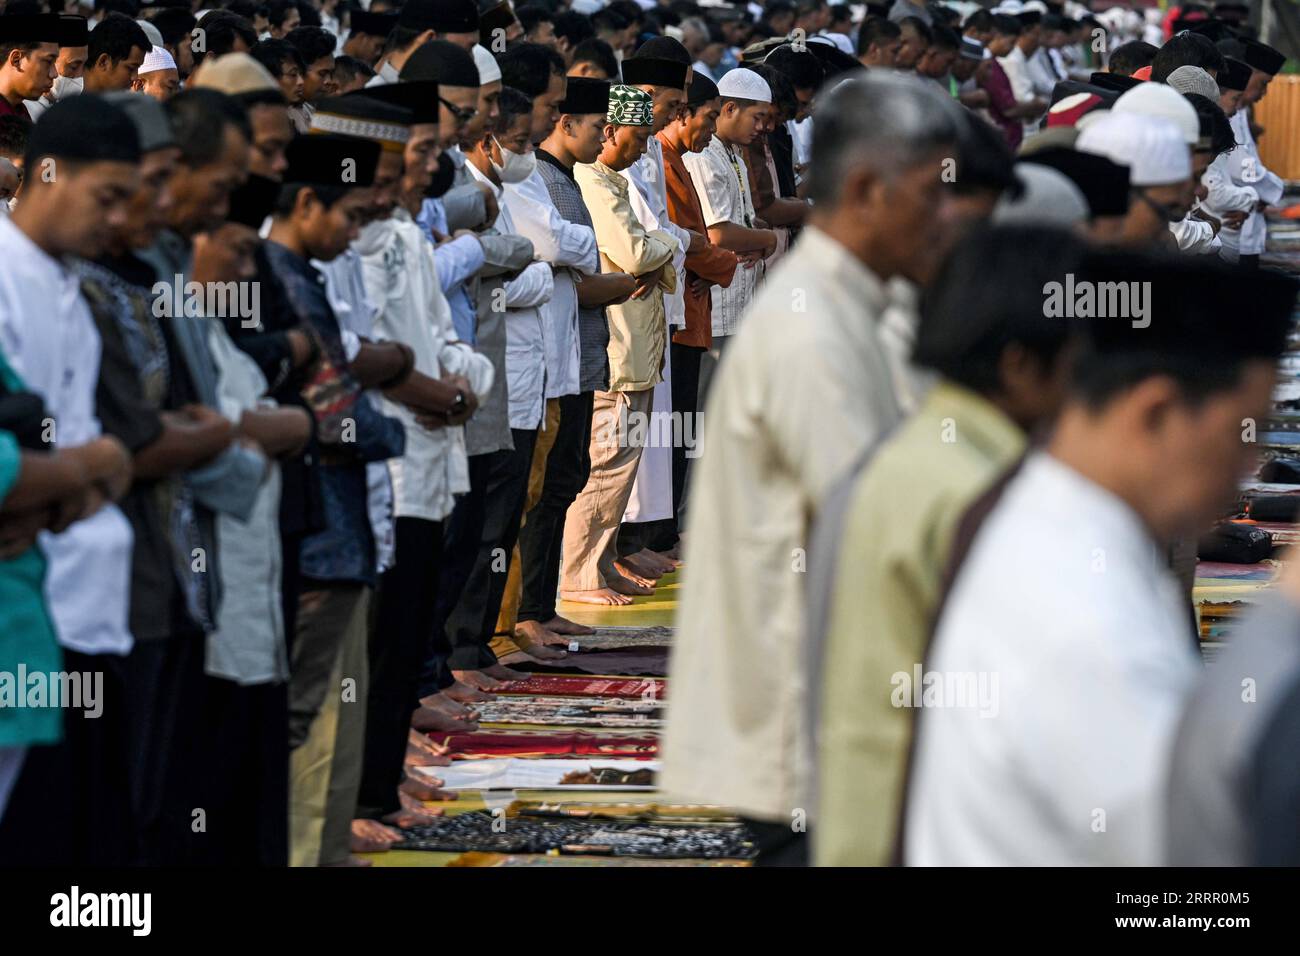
[1113,81,1199,145]
[717,67,771,103]
[138,45,178,76]
[472,44,502,85]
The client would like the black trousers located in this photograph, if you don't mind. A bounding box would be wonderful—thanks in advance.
[1239,253,1260,271]
[428,428,538,682]
[518,391,594,623]
[740,817,811,867]
[0,649,133,866]
[359,516,442,820]
[623,342,706,555]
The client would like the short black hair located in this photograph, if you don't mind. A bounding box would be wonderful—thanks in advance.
[1108,40,1157,77]
[273,181,350,215]
[914,225,1087,393]
[570,37,618,78]
[284,26,336,66]
[898,16,932,44]
[552,10,595,46]
[95,0,139,16]
[195,11,258,65]
[0,114,31,163]
[856,16,900,57]
[266,0,298,28]
[749,63,795,117]
[591,8,631,36]
[496,84,532,134]
[764,45,825,92]
[332,54,375,86]
[991,14,1022,37]
[250,37,306,77]
[515,4,552,35]
[1185,91,1236,155]
[148,8,198,48]
[223,0,265,23]
[1151,32,1227,82]
[930,24,961,52]
[165,88,252,167]
[762,0,795,22]
[953,110,1017,197]
[964,9,995,34]
[88,12,151,68]
[498,40,565,97]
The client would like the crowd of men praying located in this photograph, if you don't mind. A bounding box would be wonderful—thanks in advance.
[0,0,1297,867]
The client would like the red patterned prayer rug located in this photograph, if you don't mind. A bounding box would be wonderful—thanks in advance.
[430,730,660,759]
[489,675,665,700]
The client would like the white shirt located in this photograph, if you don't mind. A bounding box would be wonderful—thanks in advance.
[1169,213,1219,255]
[467,163,555,430]
[683,136,759,338]
[354,209,494,522]
[1213,110,1283,259]
[904,452,1201,865]
[623,137,689,331]
[0,216,134,655]
[999,47,1040,137]
[502,164,599,400]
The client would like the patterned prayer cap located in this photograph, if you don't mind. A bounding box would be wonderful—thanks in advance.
[606,84,653,127]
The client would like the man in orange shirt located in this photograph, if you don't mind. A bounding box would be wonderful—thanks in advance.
[656,72,737,549]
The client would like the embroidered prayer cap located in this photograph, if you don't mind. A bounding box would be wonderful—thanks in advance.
[686,72,719,107]
[190,52,283,98]
[633,35,692,65]
[621,56,689,89]
[101,91,175,152]
[1239,38,1286,76]
[1217,56,1251,91]
[993,163,1089,227]
[399,0,479,35]
[311,93,413,152]
[959,37,984,61]
[479,1,517,43]
[557,76,612,115]
[138,44,178,76]
[226,173,280,228]
[1089,71,1143,94]
[606,84,654,127]
[1166,65,1220,100]
[1113,80,1199,145]
[55,14,89,47]
[716,67,771,104]
[283,132,380,187]
[26,94,141,164]
[472,43,502,84]
[1021,147,1131,218]
[1076,110,1189,186]
[399,38,481,88]
[1047,92,1104,128]
[363,81,441,125]
[136,18,164,47]
[350,10,399,38]
[0,13,64,45]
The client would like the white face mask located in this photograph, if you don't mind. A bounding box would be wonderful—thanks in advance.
[491,138,537,184]
[49,75,84,102]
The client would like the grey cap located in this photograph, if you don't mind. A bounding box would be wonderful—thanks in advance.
[1166,65,1221,101]
[101,91,175,153]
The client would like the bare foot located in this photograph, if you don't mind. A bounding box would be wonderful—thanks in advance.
[650,548,683,570]
[540,615,594,636]
[405,743,452,767]
[443,680,492,704]
[561,587,634,606]
[482,663,528,681]
[453,668,505,691]
[613,558,658,588]
[418,692,479,720]
[633,548,678,574]
[350,818,402,853]
[410,706,479,734]
[516,619,569,648]
[409,728,451,755]
[401,774,458,802]
[522,642,568,661]
[606,572,654,597]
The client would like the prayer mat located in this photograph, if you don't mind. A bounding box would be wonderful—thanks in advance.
[431,729,659,759]
[508,800,737,823]
[447,852,749,867]
[488,674,664,700]
[414,758,659,791]
[474,695,664,728]
[497,648,670,677]
[395,810,758,859]
[559,625,674,651]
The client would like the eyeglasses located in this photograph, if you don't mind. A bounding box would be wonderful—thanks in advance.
[440,96,479,125]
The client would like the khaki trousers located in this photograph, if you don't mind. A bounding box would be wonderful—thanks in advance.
[560,388,654,593]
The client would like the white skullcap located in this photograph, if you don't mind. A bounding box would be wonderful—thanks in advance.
[138,45,178,76]
[992,1,1025,14]
[717,67,772,103]
[1166,65,1221,101]
[472,44,502,85]
[1077,111,1190,186]
[994,164,1089,227]
[136,19,164,48]
[1021,0,1049,12]
[1113,81,1199,145]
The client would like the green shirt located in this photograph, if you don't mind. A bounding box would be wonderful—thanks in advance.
[814,381,1025,865]
[0,350,62,748]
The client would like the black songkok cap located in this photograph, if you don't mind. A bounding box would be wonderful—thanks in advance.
[1188,19,1238,43]
[363,81,441,125]
[56,15,89,47]
[25,94,140,167]
[283,132,380,188]
[686,72,719,107]
[556,76,611,115]
[399,0,479,35]
[1240,38,1286,76]
[350,10,399,38]
[1022,147,1131,218]
[1218,57,1251,91]
[620,56,689,89]
[1089,71,1143,94]
[0,13,64,45]
[226,173,280,228]
[479,1,517,43]
[634,35,691,64]
[399,38,480,87]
